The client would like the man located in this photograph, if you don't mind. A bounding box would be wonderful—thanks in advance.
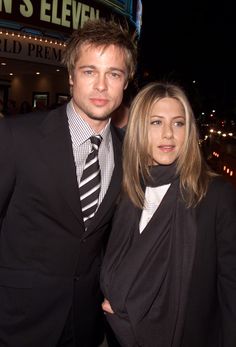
[0,19,136,347]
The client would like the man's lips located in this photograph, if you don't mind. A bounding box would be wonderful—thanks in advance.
[90,98,109,106]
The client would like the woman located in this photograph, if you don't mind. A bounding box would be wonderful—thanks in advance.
[100,82,236,347]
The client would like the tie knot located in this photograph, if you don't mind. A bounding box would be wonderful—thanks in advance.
[90,135,102,150]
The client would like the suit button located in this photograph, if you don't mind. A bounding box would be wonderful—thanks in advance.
[74,276,80,281]
[81,238,86,243]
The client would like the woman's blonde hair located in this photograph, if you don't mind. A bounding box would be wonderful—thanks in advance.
[123,82,215,208]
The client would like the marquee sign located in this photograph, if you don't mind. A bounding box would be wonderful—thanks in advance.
[0,0,100,32]
[0,0,141,65]
[0,31,64,66]
[0,0,137,33]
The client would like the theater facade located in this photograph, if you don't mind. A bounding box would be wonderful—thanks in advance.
[0,0,142,114]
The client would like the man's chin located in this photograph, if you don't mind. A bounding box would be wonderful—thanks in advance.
[88,113,111,121]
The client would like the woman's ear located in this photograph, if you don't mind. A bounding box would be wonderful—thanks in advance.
[124,81,128,90]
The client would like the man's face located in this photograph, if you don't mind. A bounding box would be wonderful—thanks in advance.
[70,43,128,131]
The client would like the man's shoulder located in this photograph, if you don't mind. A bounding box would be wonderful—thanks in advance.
[2,111,46,127]
[2,104,67,129]
[110,123,125,143]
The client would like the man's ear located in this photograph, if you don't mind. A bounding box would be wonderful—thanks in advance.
[69,75,73,86]
[124,81,128,90]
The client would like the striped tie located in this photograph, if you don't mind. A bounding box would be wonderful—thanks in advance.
[79,135,102,229]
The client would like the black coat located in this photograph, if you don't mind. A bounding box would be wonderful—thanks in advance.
[0,105,123,347]
[101,177,236,347]
[182,177,236,347]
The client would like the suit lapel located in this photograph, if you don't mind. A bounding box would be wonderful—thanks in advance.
[39,105,84,227]
[40,108,123,234]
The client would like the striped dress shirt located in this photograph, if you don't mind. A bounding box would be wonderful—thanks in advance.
[66,100,114,207]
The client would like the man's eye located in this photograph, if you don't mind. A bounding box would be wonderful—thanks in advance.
[84,70,94,75]
[110,72,121,78]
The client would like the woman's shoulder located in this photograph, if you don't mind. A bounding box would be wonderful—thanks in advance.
[200,175,236,210]
[208,175,236,194]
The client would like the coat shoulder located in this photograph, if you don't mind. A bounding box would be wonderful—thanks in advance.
[206,175,236,200]
[197,175,236,229]
[0,104,67,137]
[110,123,125,143]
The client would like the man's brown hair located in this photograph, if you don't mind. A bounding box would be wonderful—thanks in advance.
[62,19,137,82]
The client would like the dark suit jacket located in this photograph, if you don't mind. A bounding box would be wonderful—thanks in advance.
[0,104,123,347]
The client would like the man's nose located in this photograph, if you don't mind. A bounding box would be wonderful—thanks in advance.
[94,74,108,92]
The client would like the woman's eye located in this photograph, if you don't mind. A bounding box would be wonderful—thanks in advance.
[174,121,185,127]
[150,120,161,125]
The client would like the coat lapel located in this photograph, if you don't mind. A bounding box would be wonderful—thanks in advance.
[40,108,123,235]
[39,105,84,227]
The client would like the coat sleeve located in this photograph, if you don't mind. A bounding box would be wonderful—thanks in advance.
[216,179,236,346]
[0,120,16,225]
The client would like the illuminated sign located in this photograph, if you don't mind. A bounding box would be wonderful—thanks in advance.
[0,0,101,32]
[0,31,64,65]
[0,0,141,34]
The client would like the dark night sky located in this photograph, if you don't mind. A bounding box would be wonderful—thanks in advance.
[138,0,236,119]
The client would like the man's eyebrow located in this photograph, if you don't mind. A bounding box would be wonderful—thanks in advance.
[108,67,126,73]
[78,65,96,69]
[78,65,126,74]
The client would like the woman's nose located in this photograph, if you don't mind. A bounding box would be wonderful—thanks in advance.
[162,123,173,138]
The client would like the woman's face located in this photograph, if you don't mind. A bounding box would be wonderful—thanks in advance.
[148,97,186,165]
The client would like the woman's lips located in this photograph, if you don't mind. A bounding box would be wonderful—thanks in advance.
[158,145,175,152]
